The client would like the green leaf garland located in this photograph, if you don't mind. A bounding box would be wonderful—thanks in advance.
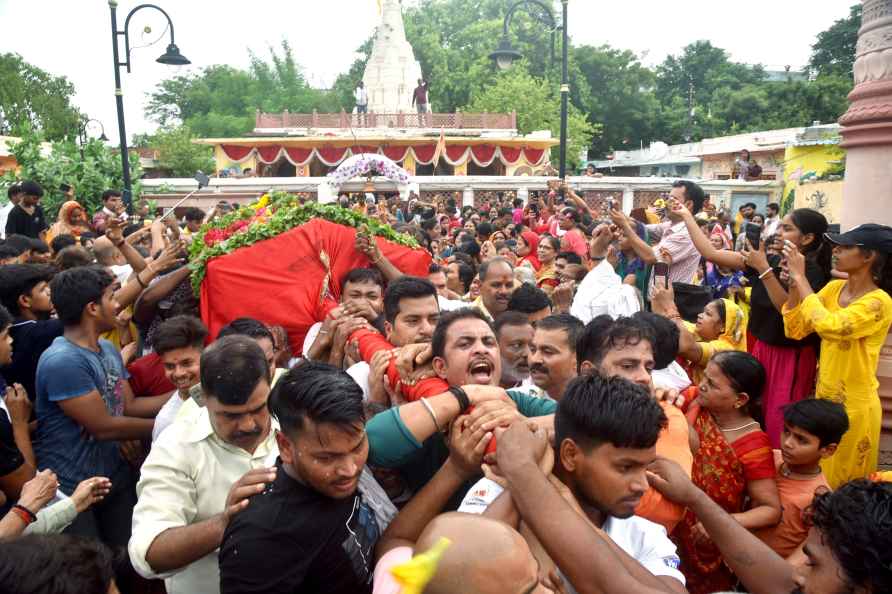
[188,191,419,295]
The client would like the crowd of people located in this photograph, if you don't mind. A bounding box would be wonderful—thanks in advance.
[0,176,891,594]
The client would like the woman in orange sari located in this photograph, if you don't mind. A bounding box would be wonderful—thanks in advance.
[46,200,91,243]
[674,351,781,594]
[536,235,561,293]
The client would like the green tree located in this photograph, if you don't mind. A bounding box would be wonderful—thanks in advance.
[145,40,334,138]
[465,68,597,170]
[809,4,861,78]
[572,45,658,158]
[0,53,83,141]
[152,125,215,178]
[0,130,142,218]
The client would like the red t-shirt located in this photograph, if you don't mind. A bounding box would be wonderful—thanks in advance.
[127,353,175,397]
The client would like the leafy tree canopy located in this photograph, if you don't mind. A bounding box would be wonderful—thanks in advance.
[809,4,861,78]
[0,53,82,141]
[0,129,142,218]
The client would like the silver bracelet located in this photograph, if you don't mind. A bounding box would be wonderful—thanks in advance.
[420,397,441,432]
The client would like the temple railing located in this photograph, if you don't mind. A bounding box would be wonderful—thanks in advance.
[255,110,517,130]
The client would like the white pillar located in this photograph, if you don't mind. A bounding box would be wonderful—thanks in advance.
[462,187,475,208]
[622,187,634,213]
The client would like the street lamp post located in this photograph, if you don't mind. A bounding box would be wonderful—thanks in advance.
[108,1,190,211]
[77,119,109,160]
[489,0,569,179]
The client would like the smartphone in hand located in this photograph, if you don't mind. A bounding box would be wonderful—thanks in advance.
[745,222,762,250]
[653,261,670,289]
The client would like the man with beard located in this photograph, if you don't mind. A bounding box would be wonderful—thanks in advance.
[0,264,60,401]
[494,312,535,391]
[492,376,686,594]
[528,314,583,401]
[649,462,892,594]
[130,336,278,594]
[220,361,396,594]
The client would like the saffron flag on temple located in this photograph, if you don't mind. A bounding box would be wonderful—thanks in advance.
[432,128,446,167]
[199,218,431,355]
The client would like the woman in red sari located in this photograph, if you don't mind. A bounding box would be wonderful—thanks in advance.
[674,350,781,594]
[536,235,561,293]
[516,230,541,271]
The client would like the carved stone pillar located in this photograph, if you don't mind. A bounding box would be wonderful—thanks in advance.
[839,0,892,466]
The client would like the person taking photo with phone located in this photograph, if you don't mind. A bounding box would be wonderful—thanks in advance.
[666,200,833,449]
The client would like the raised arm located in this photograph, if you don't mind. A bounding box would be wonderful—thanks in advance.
[648,457,795,594]
[669,200,744,270]
[650,284,703,363]
[610,209,658,265]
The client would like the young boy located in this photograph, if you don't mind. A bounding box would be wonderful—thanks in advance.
[755,399,849,558]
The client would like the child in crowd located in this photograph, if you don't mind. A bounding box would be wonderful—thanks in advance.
[755,398,849,558]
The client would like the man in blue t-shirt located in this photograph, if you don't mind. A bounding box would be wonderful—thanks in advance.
[34,265,157,549]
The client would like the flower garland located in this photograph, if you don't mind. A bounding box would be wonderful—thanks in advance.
[188,191,419,295]
[328,154,410,188]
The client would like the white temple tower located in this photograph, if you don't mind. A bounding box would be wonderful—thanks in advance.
[362,0,423,114]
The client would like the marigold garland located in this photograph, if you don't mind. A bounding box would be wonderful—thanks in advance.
[188,191,419,295]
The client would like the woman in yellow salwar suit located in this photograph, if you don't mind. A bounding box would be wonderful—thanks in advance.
[783,224,892,487]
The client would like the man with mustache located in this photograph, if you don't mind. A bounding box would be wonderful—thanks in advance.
[220,361,396,594]
[365,308,556,504]
[528,314,583,401]
[473,257,514,321]
[494,311,535,390]
[129,336,278,594]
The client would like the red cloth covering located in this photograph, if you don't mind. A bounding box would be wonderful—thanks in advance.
[316,146,350,166]
[523,148,546,166]
[499,146,522,164]
[256,145,283,163]
[200,219,431,356]
[284,147,314,166]
[382,146,410,162]
[220,145,254,162]
[411,144,436,164]
[350,146,379,157]
[127,353,175,397]
[444,145,470,165]
[470,145,497,167]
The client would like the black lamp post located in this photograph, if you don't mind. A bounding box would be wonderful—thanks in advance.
[77,119,110,160]
[108,1,190,211]
[489,0,569,179]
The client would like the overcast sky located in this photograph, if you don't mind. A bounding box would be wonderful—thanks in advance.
[0,0,854,143]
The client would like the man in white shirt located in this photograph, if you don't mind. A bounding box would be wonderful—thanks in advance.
[471,375,686,594]
[0,183,22,240]
[150,315,207,442]
[762,201,781,241]
[570,225,641,324]
[129,336,278,594]
[355,80,369,125]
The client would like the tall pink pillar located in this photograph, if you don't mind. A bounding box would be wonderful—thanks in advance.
[838,0,892,466]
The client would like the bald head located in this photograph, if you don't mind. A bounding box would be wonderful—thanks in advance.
[91,236,119,267]
[417,513,545,594]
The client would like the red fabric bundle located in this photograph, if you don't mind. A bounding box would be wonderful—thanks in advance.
[199,218,431,355]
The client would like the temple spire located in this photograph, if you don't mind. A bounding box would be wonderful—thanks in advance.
[362,0,423,114]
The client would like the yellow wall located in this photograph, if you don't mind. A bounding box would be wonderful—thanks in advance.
[214,145,257,174]
[781,144,845,216]
[792,180,843,224]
